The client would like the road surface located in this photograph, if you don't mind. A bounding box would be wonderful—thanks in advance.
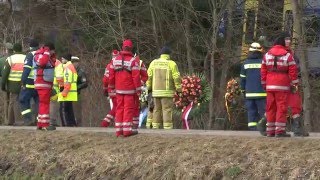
[0,126,319,139]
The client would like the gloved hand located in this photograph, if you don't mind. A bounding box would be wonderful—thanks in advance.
[103,89,108,96]
[262,84,266,91]
[61,91,68,97]
[136,90,141,97]
[50,94,58,101]
[59,86,64,92]
[101,120,110,128]
[291,84,298,93]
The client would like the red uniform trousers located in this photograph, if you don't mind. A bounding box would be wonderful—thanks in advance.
[133,95,140,131]
[101,96,117,127]
[36,89,51,128]
[288,92,302,118]
[266,91,289,136]
[115,94,135,137]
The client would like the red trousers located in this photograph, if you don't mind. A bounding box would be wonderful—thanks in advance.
[133,95,140,131]
[266,91,289,135]
[115,94,135,137]
[288,92,302,118]
[36,89,51,128]
[103,97,117,124]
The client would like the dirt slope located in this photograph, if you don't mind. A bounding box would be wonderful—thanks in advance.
[0,130,319,179]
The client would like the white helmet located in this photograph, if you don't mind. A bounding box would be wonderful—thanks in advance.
[249,42,263,52]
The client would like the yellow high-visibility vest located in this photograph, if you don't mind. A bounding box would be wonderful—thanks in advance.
[58,61,78,102]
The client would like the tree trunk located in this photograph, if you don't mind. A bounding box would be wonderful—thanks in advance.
[208,3,218,129]
[149,0,160,49]
[218,0,234,117]
[117,0,124,40]
[291,0,312,131]
[185,0,194,73]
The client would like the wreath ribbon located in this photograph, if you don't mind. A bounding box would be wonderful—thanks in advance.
[181,102,193,130]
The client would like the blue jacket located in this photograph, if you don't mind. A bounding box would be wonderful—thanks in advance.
[240,52,266,99]
[21,48,38,88]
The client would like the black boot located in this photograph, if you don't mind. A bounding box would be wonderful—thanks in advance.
[257,117,267,136]
[275,132,291,137]
[293,116,309,137]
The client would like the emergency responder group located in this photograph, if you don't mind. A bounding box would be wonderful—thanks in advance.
[0,34,309,137]
[240,32,308,137]
[0,40,88,130]
[101,39,181,137]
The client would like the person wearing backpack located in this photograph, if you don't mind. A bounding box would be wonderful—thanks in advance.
[261,35,298,137]
[34,42,56,130]
[108,40,142,137]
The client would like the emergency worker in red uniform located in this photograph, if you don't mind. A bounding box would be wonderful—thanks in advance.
[108,40,142,137]
[132,57,148,132]
[261,35,298,137]
[284,34,309,137]
[101,50,119,127]
[34,43,56,130]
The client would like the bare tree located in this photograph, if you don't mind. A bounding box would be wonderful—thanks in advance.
[291,0,312,131]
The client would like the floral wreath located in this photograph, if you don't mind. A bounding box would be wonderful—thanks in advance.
[174,73,212,111]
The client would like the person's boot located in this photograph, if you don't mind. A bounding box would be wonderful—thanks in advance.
[275,132,291,137]
[292,116,309,137]
[257,117,267,136]
[123,131,138,137]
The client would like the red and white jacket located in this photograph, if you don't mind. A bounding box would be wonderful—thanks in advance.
[261,45,298,92]
[34,47,56,89]
[103,63,116,97]
[139,59,148,84]
[108,51,142,94]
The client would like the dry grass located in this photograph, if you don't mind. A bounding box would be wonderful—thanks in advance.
[0,130,320,179]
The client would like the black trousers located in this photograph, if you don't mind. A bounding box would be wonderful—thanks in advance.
[60,101,77,127]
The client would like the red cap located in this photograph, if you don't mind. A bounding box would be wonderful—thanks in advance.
[122,39,133,49]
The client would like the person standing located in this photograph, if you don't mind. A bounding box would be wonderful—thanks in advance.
[132,58,148,132]
[49,56,64,127]
[58,54,78,127]
[71,56,88,127]
[0,43,13,124]
[261,34,298,137]
[283,34,309,137]
[108,40,141,137]
[146,46,181,129]
[34,42,56,130]
[240,42,266,131]
[19,39,39,125]
[1,43,25,125]
[101,50,119,127]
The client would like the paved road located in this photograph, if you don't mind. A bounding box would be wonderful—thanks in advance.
[0,126,319,139]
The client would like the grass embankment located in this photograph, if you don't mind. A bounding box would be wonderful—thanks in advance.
[0,130,319,179]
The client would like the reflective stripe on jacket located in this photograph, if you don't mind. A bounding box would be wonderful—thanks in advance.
[53,60,64,94]
[146,54,181,97]
[108,51,142,95]
[21,50,37,89]
[58,61,78,102]
[7,54,25,82]
[33,47,56,89]
[261,45,298,92]
[240,54,266,99]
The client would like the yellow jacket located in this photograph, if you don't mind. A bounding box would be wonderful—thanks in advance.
[146,54,181,97]
[58,61,78,102]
